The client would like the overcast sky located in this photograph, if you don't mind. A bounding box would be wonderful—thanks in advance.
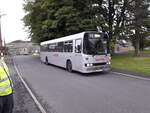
[0,0,29,43]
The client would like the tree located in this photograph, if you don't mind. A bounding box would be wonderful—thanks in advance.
[23,0,100,43]
[91,0,128,53]
[126,0,150,56]
[23,0,149,56]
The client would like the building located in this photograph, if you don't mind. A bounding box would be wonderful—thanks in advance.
[115,40,134,53]
[7,42,40,55]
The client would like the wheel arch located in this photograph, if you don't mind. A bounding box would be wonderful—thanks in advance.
[45,56,49,65]
[66,59,73,72]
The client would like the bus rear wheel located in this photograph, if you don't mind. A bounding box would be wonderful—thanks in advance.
[45,57,49,65]
[66,60,72,72]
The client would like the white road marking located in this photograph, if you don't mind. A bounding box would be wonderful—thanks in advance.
[14,63,47,113]
[112,71,150,81]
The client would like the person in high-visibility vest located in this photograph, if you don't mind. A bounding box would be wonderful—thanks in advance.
[0,55,14,113]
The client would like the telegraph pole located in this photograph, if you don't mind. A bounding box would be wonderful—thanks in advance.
[0,12,6,45]
[0,16,2,47]
[0,11,6,56]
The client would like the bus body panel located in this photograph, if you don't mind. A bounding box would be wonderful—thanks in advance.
[40,52,111,73]
[79,54,111,73]
[40,31,111,73]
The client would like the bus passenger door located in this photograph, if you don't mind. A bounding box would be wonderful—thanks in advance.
[74,39,82,70]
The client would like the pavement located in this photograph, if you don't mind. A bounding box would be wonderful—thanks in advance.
[112,68,150,79]
[6,58,41,113]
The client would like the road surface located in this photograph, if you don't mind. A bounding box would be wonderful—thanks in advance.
[6,58,41,113]
[14,56,150,113]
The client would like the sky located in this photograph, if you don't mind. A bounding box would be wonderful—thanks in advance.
[0,0,29,43]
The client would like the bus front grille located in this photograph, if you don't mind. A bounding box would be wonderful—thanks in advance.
[86,65,107,71]
[93,62,107,66]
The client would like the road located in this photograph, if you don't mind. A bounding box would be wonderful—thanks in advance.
[14,56,150,113]
[6,58,41,113]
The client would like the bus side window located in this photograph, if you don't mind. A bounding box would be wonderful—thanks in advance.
[48,44,52,52]
[64,41,73,52]
[75,39,81,53]
[49,43,56,52]
[41,44,48,51]
[64,42,68,52]
[58,42,64,52]
[68,41,73,52]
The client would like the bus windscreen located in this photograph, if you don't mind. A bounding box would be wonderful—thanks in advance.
[83,33,106,55]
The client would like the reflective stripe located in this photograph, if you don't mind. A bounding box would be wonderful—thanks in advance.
[0,84,11,91]
[0,77,9,83]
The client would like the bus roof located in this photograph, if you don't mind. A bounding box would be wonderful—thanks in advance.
[40,31,100,45]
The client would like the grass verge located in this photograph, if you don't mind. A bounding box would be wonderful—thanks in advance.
[128,49,150,54]
[111,53,150,75]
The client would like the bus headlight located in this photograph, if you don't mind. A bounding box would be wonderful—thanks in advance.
[107,62,111,65]
[85,63,93,67]
[89,63,93,66]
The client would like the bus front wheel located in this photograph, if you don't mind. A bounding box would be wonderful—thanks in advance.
[66,60,72,72]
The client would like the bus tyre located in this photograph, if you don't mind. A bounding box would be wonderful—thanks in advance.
[45,57,49,65]
[66,60,72,72]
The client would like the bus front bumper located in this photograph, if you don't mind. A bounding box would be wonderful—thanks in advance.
[80,65,111,73]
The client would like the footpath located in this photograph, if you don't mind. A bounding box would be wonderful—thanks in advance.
[6,58,41,113]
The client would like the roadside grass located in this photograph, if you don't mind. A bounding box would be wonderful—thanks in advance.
[141,49,150,53]
[128,49,150,54]
[111,53,150,75]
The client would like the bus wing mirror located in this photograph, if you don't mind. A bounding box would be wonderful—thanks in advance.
[76,45,81,52]
[104,33,110,40]
[77,45,81,51]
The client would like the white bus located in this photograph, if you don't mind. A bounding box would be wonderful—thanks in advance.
[40,31,111,73]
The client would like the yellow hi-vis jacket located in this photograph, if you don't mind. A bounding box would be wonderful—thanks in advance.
[0,59,13,96]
